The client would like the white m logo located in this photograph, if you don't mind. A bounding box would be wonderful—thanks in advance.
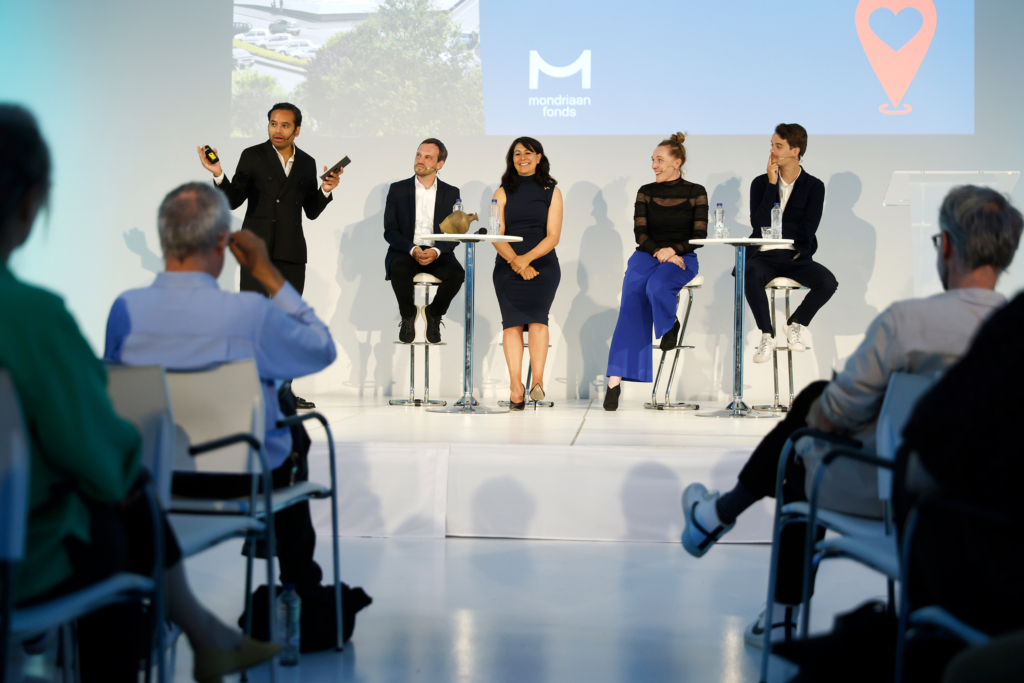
[529,50,591,89]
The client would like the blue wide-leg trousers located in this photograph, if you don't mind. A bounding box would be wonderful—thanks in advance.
[606,251,698,383]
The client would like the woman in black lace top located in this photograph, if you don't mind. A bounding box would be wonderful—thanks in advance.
[604,133,707,410]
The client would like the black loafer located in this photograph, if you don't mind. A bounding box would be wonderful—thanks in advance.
[603,384,621,411]
[295,396,315,410]
[659,318,681,351]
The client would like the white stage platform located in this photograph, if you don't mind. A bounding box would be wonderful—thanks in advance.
[302,396,781,544]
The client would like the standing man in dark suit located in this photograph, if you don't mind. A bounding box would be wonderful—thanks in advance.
[198,102,340,408]
[384,139,465,344]
[746,123,837,363]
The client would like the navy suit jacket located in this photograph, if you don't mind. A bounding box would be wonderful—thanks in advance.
[215,140,332,264]
[383,176,461,280]
[747,167,825,261]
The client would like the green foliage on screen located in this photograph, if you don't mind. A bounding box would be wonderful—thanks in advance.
[296,0,484,136]
[232,69,288,138]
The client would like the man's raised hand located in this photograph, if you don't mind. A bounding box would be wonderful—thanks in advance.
[197,145,222,177]
[322,164,343,193]
[229,230,285,296]
[766,153,779,185]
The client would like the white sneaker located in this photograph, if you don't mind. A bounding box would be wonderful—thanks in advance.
[786,323,805,352]
[743,606,800,649]
[681,483,734,557]
[753,332,774,363]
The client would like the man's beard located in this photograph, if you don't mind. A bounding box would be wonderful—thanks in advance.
[414,165,436,177]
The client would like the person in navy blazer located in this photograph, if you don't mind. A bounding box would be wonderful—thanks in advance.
[199,103,339,296]
[746,123,837,364]
[383,139,465,344]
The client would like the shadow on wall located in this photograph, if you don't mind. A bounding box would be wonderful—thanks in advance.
[561,181,624,399]
[619,461,681,542]
[330,184,396,397]
[808,171,878,377]
[121,213,242,292]
[470,476,538,586]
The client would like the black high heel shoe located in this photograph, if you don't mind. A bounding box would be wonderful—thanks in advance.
[603,384,621,411]
[510,384,526,411]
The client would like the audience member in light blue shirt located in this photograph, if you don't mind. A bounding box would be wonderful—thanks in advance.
[104,182,336,470]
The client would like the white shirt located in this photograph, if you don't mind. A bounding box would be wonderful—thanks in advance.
[214,144,331,198]
[760,167,800,252]
[412,177,441,257]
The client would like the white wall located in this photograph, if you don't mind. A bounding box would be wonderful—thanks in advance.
[3,0,1023,404]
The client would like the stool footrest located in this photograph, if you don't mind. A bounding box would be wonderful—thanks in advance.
[393,341,448,346]
[644,402,699,411]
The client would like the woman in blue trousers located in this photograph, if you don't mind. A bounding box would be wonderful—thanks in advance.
[604,133,708,410]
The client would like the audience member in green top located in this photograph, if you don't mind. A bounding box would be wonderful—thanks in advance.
[0,104,279,683]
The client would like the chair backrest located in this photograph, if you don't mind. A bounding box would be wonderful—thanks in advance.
[875,372,936,498]
[0,370,30,562]
[165,359,265,474]
[105,364,176,508]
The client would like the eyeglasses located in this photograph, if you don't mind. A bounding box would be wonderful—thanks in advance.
[931,233,944,249]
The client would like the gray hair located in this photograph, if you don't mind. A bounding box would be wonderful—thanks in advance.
[158,182,231,260]
[939,185,1023,272]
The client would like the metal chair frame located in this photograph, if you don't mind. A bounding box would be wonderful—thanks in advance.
[391,280,446,407]
[754,283,809,413]
[645,282,701,411]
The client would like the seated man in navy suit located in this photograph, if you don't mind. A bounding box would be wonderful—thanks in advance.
[746,123,837,363]
[383,139,465,343]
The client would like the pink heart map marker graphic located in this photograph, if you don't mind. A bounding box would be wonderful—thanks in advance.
[856,0,937,115]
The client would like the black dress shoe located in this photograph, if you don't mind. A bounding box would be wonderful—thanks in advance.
[659,318,681,351]
[295,396,315,410]
[603,384,621,411]
[424,306,443,344]
[510,384,526,411]
[398,316,415,343]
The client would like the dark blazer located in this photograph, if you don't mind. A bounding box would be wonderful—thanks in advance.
[216,140,332,264]
[383,176,461,280]
[748,168,825,260]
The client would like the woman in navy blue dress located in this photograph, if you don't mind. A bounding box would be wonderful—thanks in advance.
[603,133,706,410]
[492,137,563,410]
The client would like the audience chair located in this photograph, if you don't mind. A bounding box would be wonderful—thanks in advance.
[391,273,447,407]
[165,360,345,653]
[497,341,554,408]
[753,278,809,413]
[758,372,933,682]
[645,274,704,410]
[0,369,165,683]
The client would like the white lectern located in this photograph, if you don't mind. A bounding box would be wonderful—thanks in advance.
[884,171,1019,298]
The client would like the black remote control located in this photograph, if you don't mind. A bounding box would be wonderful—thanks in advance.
[203,145,219,165]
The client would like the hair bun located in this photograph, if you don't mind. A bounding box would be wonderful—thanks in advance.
[670,132,686,145]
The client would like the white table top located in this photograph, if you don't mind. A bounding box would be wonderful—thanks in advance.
[690,238,794,246]
[431,233,523,243]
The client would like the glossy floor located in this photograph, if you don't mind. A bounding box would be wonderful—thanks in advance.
[301,395,781,452]
[168,537,884,683]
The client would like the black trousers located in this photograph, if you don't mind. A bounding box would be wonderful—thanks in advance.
[241,259,305,297]
[22,481,183,683]
[389,251,465,320]
[172,453,323,588]
[737,380,830,605]
[744,251,838,334]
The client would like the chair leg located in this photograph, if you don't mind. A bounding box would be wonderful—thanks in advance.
[646,291,698,410]
[785,291,797,408]
[645,350,669,409]
[755,289,787,413]
[325,425,344,652]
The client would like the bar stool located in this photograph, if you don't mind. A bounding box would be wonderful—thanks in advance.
[645,274,704,410]
[390,273,447,407]
[497,342,554,408]
[753,277,809,413]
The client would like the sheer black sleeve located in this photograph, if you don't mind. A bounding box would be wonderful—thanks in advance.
[634,190,659,254]
[673,190,708,255]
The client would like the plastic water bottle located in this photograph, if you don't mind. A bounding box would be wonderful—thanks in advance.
[714,203,724,229]
[277,584,301,666]
[454,198,463,213]
[489,198,500,235]
[771,203,782,230]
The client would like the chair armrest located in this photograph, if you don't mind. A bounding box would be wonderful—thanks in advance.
[188,433,262,456]
[276,411,328,430]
